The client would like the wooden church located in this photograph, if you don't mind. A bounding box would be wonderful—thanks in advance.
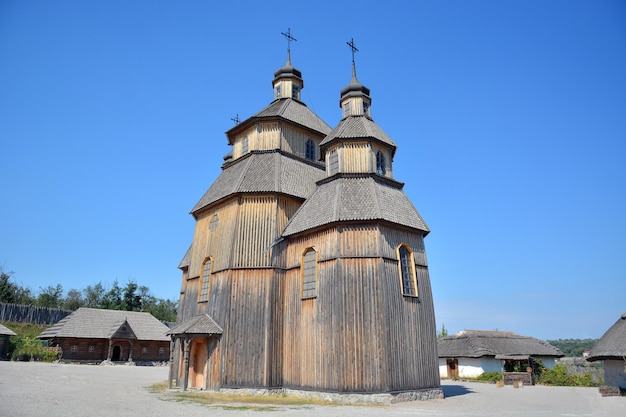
[168,34,442,402]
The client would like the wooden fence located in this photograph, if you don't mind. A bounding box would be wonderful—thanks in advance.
[0,303,70,325]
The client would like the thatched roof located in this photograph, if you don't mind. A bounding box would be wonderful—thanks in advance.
[587,312,626,362]
[37,308,169,341]
[167,314,223,337]
[0,323,17,336]
[438,330,563,359]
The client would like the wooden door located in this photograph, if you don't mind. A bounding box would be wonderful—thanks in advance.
[447,359,458,378]
[190,339,208,389]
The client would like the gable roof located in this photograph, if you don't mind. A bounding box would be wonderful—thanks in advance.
[37,308,169,341]
[438,330,563,359]
[191,151,325,215]
[167,314,223,336]
[587,312,626,361]
[0,323,17,336]
[282,174,429,237]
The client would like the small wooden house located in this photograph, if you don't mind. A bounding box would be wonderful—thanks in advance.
[587,312,626,390]
[438,330,563,383]
[0,323,17,360]
[38,308,170,363]
[170,38,442,402]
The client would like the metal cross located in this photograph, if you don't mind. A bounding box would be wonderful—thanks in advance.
[281,28,297,54]
[346,38,359,64]
[231,114,240,125]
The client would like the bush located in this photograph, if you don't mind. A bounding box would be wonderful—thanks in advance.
[10,338,61,362]
[477,372,502,382]
[538,364,599,387]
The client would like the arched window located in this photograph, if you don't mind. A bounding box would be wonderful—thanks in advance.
[199,257,212,302]
[376,151,386,175]
[398,245,418,296]
[305,139,316,161]
[301,248,317,299]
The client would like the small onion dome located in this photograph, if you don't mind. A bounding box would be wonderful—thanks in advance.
[340,63,370,103]
[273,52,303,84]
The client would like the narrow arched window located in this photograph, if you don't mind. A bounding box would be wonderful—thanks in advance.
[376,151,386,175]
[199,257,211,302]
[301,248,317,299]
[398,245,418,296]
[305,139,315,161]
[241,135,249,154]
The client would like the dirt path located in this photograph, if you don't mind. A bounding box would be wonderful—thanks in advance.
[0,361,623,417]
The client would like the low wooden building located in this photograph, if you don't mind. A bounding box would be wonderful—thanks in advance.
[38,308,170,363]
[170,35,442,402]
[438,330,563,383]
[587,312,626,390]
[0,323,17,360]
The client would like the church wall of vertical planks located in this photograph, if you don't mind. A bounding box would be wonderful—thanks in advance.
[168,33,442,402]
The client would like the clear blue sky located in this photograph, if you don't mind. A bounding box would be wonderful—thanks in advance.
[1,0,624,341]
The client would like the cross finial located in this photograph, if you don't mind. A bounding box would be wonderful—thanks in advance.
[281,28,297,55]
[231,114,240,125]
[347,38,359,64]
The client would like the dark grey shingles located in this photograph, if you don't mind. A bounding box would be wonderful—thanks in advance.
[438,331,563,358]
[167,314,223,336]
[191,153,325,214]
[282,176,429,236]
[320,116,396,149]
[251,99,331,135]
[0,323,17,336]
[587,312,626,361]
[37,308,169,341]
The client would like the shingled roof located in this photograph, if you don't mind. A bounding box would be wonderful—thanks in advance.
[37,308,169,341]
[0,323,16,336]
[320,116,396,155]
[282,174,429,237]
[241,98,331,137]
[167,314,223,337]
[438,330,563,359]
[191,151,325,215]
[586,312,626,362]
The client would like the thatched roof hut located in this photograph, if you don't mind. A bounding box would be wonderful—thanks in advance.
[586,312,626,390]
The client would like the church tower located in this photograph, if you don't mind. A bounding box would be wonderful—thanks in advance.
[169,33,442,401]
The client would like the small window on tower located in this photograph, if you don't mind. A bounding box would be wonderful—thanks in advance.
[199,257,211,302]
[342,101,351,118]
[241,136,249,154]
[397,244,418,297]
[292,85,300,100]
[305,139,315,161]
[275,85,281,99]
[376,151,386,175]
[301,248,317,299]
[363,102,370,116]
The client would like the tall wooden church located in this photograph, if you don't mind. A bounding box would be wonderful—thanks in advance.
[168,36,442,401]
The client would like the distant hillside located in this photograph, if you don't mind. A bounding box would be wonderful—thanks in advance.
[548,338,598,357]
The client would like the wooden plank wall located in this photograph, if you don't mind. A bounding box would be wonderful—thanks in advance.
[282,224,440,392]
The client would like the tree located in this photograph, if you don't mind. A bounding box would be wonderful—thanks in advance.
[83,282,106,308]
[63,288,84,311]
[438,323,448,339]
[0,267,35,305]
[101,280,122,310]
[122,280,142,311]
[37,284,64,309]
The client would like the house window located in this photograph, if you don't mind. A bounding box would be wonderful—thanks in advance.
[71,345,78,353]
[241,135,249,154]
[329,148,339,175]
[305,139,315,161]
[292,84,300,100]
[376,151,386,175]
[158,347,165,355]
[199,257,211,302]
[398,244,418,296]
[275,84,281,99]
[301,248,317,299]
[88,345,94,353]
[142,346,148,354]
[363,102,370,117]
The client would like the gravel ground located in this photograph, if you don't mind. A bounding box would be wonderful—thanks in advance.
[1,361,624,417]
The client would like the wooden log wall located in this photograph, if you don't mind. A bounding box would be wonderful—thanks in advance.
[281,124,323,161]
[0,303,70,325]
[281,223,440,392]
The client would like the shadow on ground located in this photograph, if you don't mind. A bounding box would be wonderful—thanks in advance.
[442,384,474,398]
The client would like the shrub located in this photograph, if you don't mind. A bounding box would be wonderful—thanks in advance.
[10,338,61,362]
[477,372,502,382]
[538,364,599,387]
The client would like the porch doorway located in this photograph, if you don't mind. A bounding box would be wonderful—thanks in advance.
[112,345,121,361]
[447,358,459,378]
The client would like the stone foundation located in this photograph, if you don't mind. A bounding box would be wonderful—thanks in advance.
[218,386,444,404]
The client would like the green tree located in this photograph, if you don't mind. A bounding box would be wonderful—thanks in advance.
[122,280,142,311]
[37,284,63,308]
[438,323,448,339]
[63,288,84,310]
[0,267,35,305]
[83,282,106,308]
[102,280,122,310]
